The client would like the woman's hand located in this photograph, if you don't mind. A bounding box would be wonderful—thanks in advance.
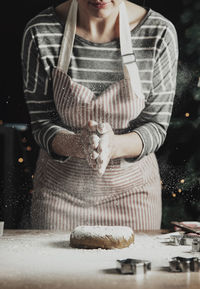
[80,121,115,175]
[95,122,115,176]
[79,120,100,169]
[52,120,143,173]
[51,121,100,161]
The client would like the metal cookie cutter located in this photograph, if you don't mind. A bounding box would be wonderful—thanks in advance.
[117,259,151,274]
[170,234,183,246]
[170,234,200,246]
[192,238,200,252]
[182,235,200,246]
[169,257,200,272]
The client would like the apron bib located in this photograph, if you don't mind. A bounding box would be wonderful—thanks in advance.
[31,0,162,231]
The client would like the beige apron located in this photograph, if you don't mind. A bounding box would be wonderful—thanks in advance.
[31,0,162,231]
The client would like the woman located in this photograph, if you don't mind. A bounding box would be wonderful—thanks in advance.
[21,0,178,231]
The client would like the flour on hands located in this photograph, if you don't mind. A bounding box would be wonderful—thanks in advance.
[96,122,114,175]
[80,121,114,175]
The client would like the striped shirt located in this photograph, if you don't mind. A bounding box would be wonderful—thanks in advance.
[21,6,178,161]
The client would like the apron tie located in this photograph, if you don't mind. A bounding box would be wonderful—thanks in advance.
[119,1,144,100]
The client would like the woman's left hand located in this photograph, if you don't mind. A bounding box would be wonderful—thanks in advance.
[95,122,115,176]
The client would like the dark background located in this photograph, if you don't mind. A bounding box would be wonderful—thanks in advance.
[1,0,199,229]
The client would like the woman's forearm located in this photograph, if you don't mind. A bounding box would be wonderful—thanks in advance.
[51,130,85,158]
[111,132,143,159]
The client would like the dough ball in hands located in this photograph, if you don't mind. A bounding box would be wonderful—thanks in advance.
[70,226,134,249]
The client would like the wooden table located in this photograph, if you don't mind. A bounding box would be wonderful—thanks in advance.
[0,230,200,289]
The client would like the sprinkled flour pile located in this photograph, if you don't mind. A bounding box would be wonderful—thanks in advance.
[70,226,133,240]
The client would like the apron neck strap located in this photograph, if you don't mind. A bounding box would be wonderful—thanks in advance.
[57,0,134,71]
[57,0,144,99]
[57,0,78,70]
[119,1,135,62]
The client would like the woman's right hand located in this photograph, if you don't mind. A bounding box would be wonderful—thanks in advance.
[52,120,113,173]
[79,120,100,169]
[51,120,100,163]
[80,121,115,175]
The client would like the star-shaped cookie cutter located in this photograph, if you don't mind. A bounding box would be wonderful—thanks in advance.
[117,258,151,274]
[169,257,200,272]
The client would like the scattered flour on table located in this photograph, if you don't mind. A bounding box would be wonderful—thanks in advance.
[0,231,199,279]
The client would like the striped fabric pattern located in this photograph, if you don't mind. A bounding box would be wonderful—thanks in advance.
[32,140,161,231]
[31,178,162,231]
[30,33,162,231]
[52,69,145,131]
[21,6,178,161]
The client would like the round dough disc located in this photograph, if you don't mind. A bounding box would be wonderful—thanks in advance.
[70,226,134,249]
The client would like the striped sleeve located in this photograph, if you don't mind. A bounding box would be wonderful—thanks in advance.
[129,23,178,160]
[21,26,70,162]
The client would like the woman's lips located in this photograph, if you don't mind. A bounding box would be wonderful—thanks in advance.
[90,2,111,9]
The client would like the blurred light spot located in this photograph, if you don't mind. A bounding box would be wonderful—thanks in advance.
[172,193,176,198]
[185,112,190,117]
[180,179,185,184]
[26,146,32,151]
[18,157,24,163]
